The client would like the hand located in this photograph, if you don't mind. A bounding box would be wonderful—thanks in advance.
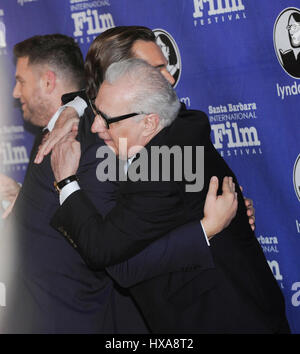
[35,107,80,164]
[51,127,81,182]
[0,173,21,202]
[201,176,238,240]
[240,186,255,231]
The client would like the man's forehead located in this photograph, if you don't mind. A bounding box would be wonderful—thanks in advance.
[95,80,126,105]
[15,57,29,78]
[16,56,29,69]
[96,79,132,111]
[131,40,167,67]
[16,57,46,76]
[15,56,37,75]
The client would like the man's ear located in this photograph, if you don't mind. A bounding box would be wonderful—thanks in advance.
[41,70,56,94]
[142,113,161,137]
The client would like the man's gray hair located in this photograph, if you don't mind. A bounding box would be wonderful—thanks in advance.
[104,58,181,127]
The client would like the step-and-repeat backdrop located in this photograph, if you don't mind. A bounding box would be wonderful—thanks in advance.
[0,0,299,333]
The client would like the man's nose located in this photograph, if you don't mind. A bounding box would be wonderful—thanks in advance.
[167,73,175,86]
[91,114,108,133]
[162,69,175,86]
[13,82,20,99]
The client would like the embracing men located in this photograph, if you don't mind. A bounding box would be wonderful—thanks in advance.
[50,58,290,333]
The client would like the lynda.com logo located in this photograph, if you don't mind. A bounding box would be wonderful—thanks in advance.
[274,7,300,79]
[293,154,300,202]
[153,29,182,88]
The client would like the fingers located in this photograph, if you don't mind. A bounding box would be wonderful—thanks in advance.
[207,176,237,198]
[246,205,255,217]
[35,134,60,164]
[248,215,255,224]
[244,197,253,208]
[35,116,79,164]
[222,176,236,195]
[247,206,255,216]
[71,123,78,133]
[35,130,74,164]
[202,176,238,239]
[207,176,219,197]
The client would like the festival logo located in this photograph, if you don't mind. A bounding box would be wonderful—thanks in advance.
[193,0,247,27]
[293,153,300,201]
[0,9,6,50]
[257,235,280,254]
[274,7,300,79]
[153,29,181,88]
[267,259,283,283]
[208,101,262,158]
[0,125,29,174]
[70,0,114,44]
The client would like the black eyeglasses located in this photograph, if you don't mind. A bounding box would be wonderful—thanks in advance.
[88,97,144,129]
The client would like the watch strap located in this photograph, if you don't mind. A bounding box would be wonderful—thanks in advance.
[54,175,78,193]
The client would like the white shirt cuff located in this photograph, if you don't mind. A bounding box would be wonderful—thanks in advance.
[64,96,87,117]
[59,181,81,205]
[200,221,210,246]
[46,97,87,133]
[46,106,66,132]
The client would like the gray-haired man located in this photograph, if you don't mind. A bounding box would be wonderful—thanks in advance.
[50,58,289,333]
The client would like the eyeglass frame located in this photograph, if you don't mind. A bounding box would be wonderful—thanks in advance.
[88,97,146,129]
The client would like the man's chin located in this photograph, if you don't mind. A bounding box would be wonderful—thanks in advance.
[104,140,118,155]
[22,113,31,122]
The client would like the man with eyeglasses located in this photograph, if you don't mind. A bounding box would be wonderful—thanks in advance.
[50,58,290,333]
[2,30,240,334]
[279,12,300,77]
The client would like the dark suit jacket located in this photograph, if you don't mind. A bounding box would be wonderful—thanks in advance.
[1,127,150,333]
[51,105,290,333]
[1,104,210,333]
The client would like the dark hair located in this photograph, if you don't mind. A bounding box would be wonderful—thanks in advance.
[14,34,85,89]
[84,26,155,99]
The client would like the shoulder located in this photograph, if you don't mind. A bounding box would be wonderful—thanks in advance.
[165,106,211,146]
[177,105,210,129]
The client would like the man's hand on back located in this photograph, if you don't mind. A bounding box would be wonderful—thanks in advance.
[51,127,81,183]
[35,107,80,164]
[201,176,238,240]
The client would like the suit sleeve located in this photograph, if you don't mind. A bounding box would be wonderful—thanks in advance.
[106,221,214,288]
[76,143,214,285]
[51,109,213,271]
[50,180,193,270]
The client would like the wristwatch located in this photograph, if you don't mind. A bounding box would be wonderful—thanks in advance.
[54,175,78,193]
